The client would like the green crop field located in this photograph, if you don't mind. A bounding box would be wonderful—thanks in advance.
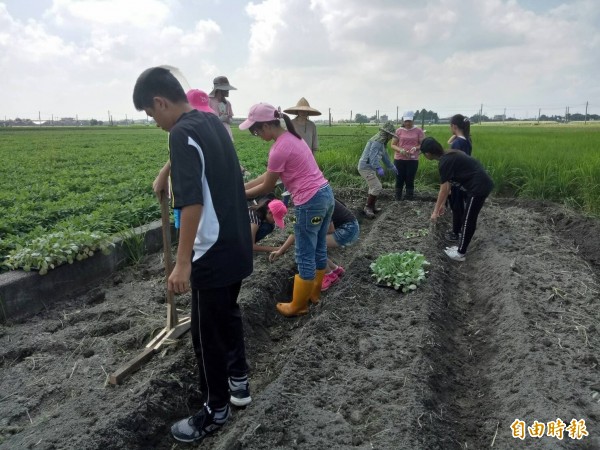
[1,122,599,273]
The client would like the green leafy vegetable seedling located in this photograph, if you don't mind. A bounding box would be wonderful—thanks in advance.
[370,251,430,293]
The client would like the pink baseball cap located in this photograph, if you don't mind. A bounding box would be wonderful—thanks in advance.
[268,199,287,228]
[186,89,216,114]
[239,103,280,130]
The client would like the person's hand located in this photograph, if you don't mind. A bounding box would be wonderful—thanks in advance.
[153,173,169,198]
[269,249,284,262]
[168,261,191,294]
[376,167,384,177]
[391,166,399,175]
[430,210,440,222]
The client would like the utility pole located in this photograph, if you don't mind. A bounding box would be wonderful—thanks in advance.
[328,108,331,127]
[350,110,352,122]
[38,111,41,127]
[479,104,483,124]
[503,108,506,123]
[585,101,588,124]
[537,108,541,124]
[396,106,399,124]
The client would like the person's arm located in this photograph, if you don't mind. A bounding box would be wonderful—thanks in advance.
[245,171,280,198]
[381,146,395,170]
[245,172,266,190]
[168,203,202,293]
[224,101,233,124]
[153,161,171,197]
[269,234,296,262]
[431,182,451,221]
[391,136,408,156]
[251,222,280,253]
[365,142,383,170]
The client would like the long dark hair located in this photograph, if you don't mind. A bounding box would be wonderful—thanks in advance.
[249,198,272,221]
[249,110,302,140]
[450,114,471,142]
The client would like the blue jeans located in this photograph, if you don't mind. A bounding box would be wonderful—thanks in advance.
[333,219,360,247]
[293,184,334,280]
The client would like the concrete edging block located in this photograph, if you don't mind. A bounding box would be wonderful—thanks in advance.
[0,220,175,322]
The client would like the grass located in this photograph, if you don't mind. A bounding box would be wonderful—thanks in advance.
[1,122,599,272]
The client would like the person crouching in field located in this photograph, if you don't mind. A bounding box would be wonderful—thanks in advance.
[249,198,288,253]
[133,67,253,444]
[242,103,334,317]
[420,137,494,262]
[269,197,360,291]
[357,122,398,218]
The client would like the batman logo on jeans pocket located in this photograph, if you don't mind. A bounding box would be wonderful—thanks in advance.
[311,216,323,225]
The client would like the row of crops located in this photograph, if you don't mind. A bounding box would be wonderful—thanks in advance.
[1,123,599,273]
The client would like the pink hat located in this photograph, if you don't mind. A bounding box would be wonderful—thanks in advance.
[239,103,280,130]
[186,89,216,114]
[268,199,287,228]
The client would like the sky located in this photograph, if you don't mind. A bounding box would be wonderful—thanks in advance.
[1,0,599,122]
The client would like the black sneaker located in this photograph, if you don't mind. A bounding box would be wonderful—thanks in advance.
[229,378,252,407]
[445,231,459,242]
[171,404,230,443]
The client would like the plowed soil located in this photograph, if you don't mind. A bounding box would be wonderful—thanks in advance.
[1,188,599,450]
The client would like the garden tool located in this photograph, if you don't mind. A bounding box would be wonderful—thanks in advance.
[276,275,313,317]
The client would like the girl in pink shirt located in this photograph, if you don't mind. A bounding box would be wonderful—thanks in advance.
[241,103,334,317]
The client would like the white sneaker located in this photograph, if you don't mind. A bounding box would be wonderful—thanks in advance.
[444,247,466,261]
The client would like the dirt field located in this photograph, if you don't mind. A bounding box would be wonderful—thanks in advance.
[1,188,599,450]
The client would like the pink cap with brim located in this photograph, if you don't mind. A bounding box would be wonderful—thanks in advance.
[268,199,287,228]
[187,89,216,114]
[239,103,279,130]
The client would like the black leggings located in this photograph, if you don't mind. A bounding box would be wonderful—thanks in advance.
[458,195,487,254]
[394,160,419,193]
[449,186,465,234]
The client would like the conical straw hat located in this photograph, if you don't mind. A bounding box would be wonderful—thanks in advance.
[284,97,321,116]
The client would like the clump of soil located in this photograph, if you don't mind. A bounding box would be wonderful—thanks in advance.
[1,189,599,450]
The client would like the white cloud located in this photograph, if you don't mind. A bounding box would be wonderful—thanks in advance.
[45,0,172,27]
[1,0,599,120]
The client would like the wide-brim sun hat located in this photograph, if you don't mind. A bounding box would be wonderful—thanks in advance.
[186,89,216,114]
[239,103,280,130]
[209,76,237,96]
[283,97,321,116]
[379,121,397,138]
[402,111,415,121]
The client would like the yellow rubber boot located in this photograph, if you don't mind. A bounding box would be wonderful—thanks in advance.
[276,275,314,317]
[309,269,327,304]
